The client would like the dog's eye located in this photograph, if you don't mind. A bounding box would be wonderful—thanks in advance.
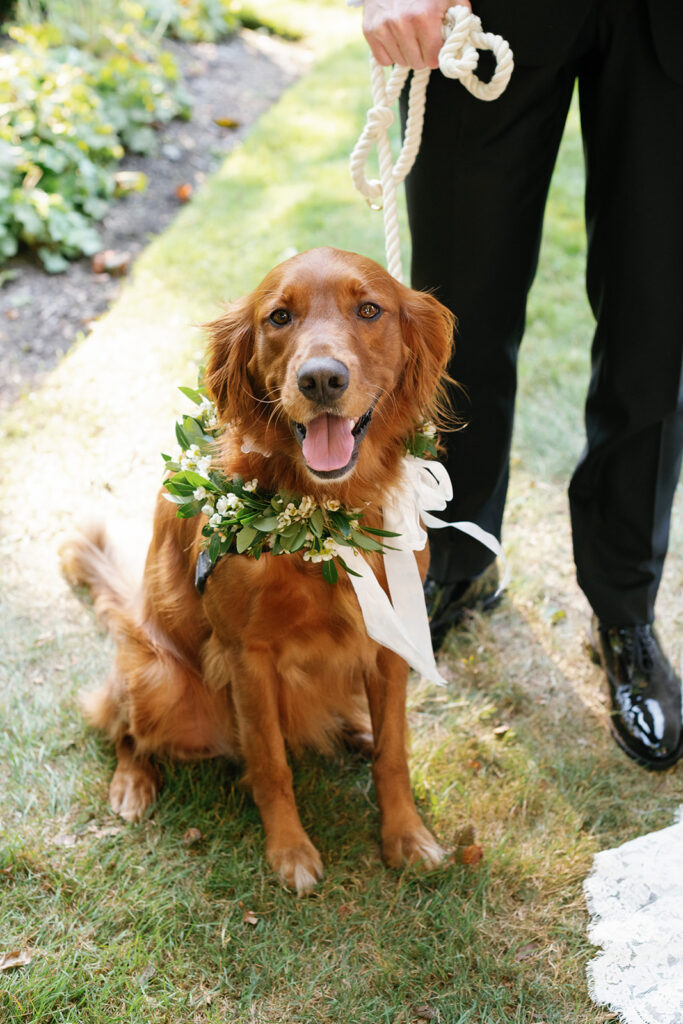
[358,302,381,320]
[269,309,292,326]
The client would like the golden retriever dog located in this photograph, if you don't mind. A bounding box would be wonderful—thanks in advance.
[61,247,455,894]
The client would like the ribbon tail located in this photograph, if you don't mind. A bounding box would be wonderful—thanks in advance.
[421,514,510,595]
[342,550,446,686]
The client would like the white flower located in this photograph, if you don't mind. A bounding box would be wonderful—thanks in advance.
[198,397,218,428]
[201,504,214,517]
[194,486,208,501]
[324,499,341,511]
[209,513,222,528]
[215,493,242,515]
[303,550,324,563]
[196,456,212,479]
[243,478,258,492]
[423,421,437,437]
[298,495,316,517]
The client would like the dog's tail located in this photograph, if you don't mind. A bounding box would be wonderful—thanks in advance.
[60,523,138,639]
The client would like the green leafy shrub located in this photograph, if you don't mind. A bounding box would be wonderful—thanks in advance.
[143,0,240,42]
[0,7,190,271]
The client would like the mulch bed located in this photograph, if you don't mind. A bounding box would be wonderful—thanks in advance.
[0,28,311,413]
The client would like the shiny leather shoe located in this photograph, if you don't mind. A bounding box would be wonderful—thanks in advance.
[591,616,683,770]
[425,562,502,652]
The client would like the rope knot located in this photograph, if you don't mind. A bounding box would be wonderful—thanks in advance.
[366,103,395,134]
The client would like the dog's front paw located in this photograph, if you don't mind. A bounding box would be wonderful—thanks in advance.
[109,761,160,822]
[382,822,448,871]
[267,838,324,895]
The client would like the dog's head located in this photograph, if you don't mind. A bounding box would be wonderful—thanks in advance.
[205,248,455,493]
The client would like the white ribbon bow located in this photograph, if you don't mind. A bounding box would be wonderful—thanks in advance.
[344,456,509,685]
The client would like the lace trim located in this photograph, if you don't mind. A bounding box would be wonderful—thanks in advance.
[584,807,683,1024]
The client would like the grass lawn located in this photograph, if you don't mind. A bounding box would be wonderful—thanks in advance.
[1,3,681,1022]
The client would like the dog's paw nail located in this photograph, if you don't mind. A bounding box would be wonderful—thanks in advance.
[269,841,324,895]
[383,826,448,871]
[109,766,158,822]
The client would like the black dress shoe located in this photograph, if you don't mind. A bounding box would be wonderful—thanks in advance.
[425,562,502,652]
[591,616,683,770]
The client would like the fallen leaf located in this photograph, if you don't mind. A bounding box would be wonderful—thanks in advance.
[175,183,193,203]
[5,309,19,320]
[453,824,476,847]
[34,630,55,647]
[91,250,131,276]
[52,822,123,846]
[0,949,33,971]
[242,910,258,926]
[183,827,202,845]
[459,844,484,866]
[493,723,510,737]
[52,832,78,848]
[113,170,147,196]
[467,759,481,772]
[413,1005,438,1021]
[214,116,240,129]
[515,941,541,962]
[138,963,156,986]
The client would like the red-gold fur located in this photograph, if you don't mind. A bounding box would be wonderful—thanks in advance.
[61,248,455,893]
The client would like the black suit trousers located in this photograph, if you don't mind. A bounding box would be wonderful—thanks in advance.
[403,0,683,626]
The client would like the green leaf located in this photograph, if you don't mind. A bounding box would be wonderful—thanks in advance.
[182,469,217,489]
[176,499,202,519]
[235,525,258,553]
[164,478,196,496]
[175,421,190,450]
[208,532,222,562]
[321,559,338,584]
[362,526,401,538]
[337,555,363,578]
[251,515,278,532]
[309,507,324,537]
[350,529,384,552]
[178,386,203,405]
[289,525,309,552]
[328,511,351,537]
[181,415,212,448]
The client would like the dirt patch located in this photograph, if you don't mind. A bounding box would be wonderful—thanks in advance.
[0,28,312,413]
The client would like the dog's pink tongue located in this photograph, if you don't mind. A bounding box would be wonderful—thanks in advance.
[302,414,355,471]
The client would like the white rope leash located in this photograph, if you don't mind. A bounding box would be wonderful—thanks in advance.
[349,5,514,282]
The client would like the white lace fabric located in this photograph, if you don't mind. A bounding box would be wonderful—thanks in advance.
[584,808,683,1024]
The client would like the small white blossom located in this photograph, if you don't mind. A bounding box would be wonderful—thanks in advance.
[303,550,323,563]
[423,421,437,437]
[324,499,341,511]
[196,456,212,479]
[298,495,316,518]
[193,486,208,501]
[209,513,222,528]
[243,478,258,492]
[201,504,214,517]
[198,397,218,429]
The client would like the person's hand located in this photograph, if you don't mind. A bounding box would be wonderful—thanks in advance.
[362,0,472,70]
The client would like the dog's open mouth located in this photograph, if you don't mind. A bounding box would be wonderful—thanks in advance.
[293,404,375,479]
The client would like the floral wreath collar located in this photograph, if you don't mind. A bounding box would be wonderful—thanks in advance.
[162,376,438,591]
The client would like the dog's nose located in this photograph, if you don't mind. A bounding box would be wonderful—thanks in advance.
[297,358,349,404]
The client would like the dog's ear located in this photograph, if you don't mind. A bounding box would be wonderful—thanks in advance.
[398,285,456,424]
[204,294,256,425]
